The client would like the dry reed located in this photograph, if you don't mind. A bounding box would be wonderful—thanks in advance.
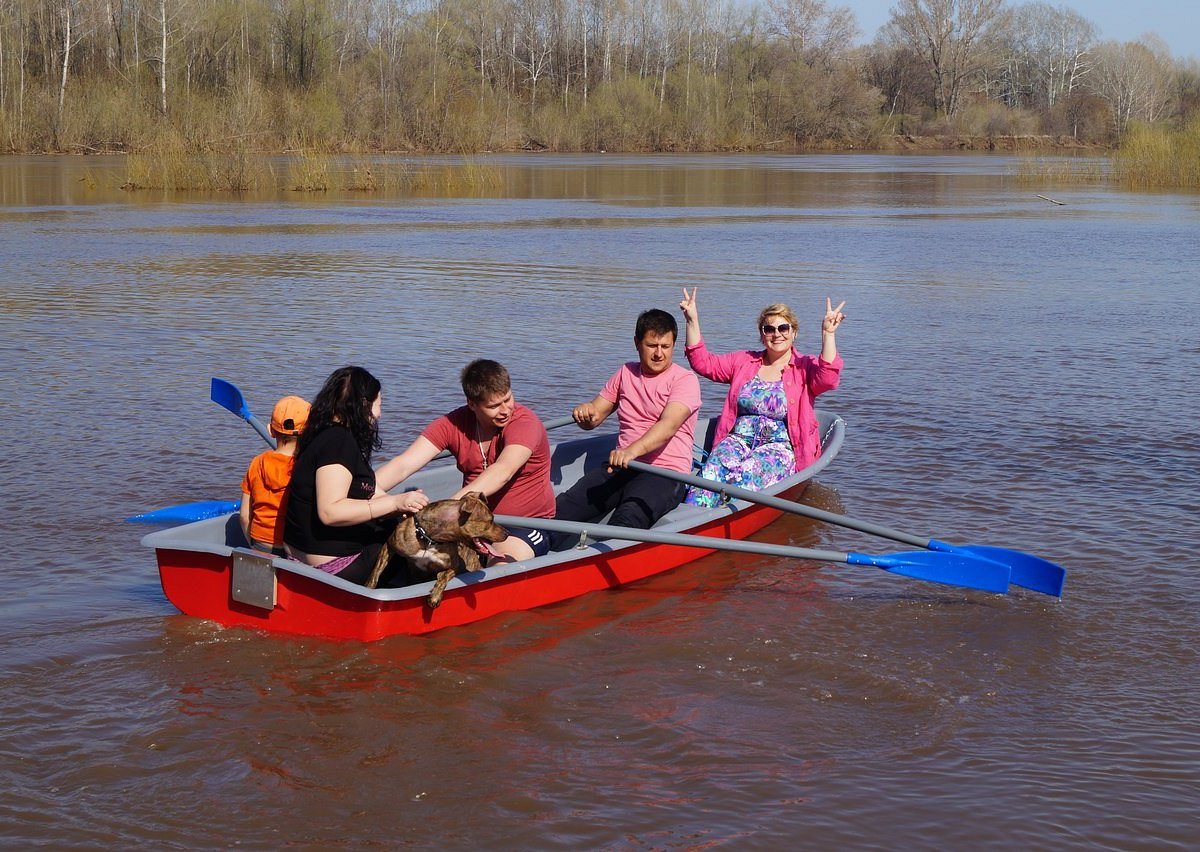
[1014,157,1107,184]
[121,134,504,195]
[1112,120,1200,189]
[335,157,502,194]
[286,151,332,191]
[123,130,269,192]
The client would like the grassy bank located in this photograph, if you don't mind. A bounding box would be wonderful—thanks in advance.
[1014,120,1200,190]
[1112,120,1200,189]
[56,115,1195,196]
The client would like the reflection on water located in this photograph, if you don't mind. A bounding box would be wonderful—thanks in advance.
[1,153,1198,848]
[0,151,1110,207]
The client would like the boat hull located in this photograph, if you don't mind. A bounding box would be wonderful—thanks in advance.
[156,494,801,640]
[147,412,844,640]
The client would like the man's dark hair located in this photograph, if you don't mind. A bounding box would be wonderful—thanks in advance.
[635,309,678,343]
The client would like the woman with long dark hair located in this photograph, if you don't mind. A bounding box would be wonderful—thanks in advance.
[283,366,427,584]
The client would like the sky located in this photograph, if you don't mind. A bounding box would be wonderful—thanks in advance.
[840,0,1198,61]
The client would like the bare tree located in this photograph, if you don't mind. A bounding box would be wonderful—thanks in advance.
[459,0,501,99]
[1090,36,1174,133]
[372,0,411,134]
[863,40,931,127]
[272,0,332,86]
[0,0,9,113]
[765,0,856,67]
[56,0,96,125]
[508,0,552,110]
[145,0,202,115]
[886,0,1011,116]
[156,0,166,111]
[1009,2,1095,108]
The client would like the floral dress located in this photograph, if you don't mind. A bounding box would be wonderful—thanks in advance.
[685,376,797,508]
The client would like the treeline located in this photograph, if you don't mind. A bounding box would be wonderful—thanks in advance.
[1,0,1197,154]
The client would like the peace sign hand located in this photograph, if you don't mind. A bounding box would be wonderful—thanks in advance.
[679,287,699,324]
[823,297,846,334]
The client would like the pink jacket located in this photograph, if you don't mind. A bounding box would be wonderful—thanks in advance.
[684,338,843,469]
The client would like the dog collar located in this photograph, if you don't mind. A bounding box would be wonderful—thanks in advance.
[412,517,438,548]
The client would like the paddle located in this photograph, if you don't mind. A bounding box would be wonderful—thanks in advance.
[126,499,241,524]
[211,377,277,448]
[494,514,1010,594]
[624,459,1065,597]
[125,378,263,523]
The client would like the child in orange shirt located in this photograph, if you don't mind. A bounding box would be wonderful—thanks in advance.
[240,395,311,554]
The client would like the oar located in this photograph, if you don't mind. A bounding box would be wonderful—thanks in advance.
[126,499,241,524]
[212,377,277,448]
[494,514,1010,594]
[625,459,1065,597]
[123,378,268,524]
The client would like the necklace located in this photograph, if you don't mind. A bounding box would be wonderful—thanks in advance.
[476,421,491,470]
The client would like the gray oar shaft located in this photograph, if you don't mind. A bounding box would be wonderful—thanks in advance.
[494,514,847,563]
[626,459,929,549]
[247,414,277,449]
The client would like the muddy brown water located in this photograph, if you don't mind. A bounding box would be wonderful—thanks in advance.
[1,153,1197,848]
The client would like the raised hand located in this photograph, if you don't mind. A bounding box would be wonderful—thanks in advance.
[823,297,846,334]
[679,287,699,323]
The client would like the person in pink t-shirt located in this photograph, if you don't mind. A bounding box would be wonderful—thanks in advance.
[550,309,701,550]
[376,360,554,563]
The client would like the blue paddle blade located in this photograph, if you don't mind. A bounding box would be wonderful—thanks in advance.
[949,543,1065,598]
[211,377,250,419]
[211,377,278,448]
[126,499,240,524]
[846,550,1011,594]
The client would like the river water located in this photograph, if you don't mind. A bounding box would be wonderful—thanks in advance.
[1,153,1196,848]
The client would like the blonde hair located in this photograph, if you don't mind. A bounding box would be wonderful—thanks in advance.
[757,303,799,332]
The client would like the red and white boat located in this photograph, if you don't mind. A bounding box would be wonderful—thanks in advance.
[142,411,844,640]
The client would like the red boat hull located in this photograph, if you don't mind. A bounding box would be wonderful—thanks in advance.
[155,489,800,640]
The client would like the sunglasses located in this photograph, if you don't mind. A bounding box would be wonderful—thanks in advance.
[760,323,792,335]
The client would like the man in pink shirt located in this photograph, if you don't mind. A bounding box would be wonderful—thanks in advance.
[377,360,554,562]
[551,309,701,549]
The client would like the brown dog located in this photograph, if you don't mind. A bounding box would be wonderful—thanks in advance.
[365,492,508,608]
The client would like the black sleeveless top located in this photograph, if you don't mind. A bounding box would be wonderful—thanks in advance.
[283,425,388,557]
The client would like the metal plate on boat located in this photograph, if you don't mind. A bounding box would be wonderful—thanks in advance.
[231,549,277,610]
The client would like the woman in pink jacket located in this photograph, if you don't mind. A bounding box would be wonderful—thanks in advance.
[679,289,845,507]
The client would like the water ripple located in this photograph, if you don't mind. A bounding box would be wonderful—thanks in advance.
[2,155,1198,848]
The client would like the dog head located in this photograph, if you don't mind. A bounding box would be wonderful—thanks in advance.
[456,492,508,542]
[415,492,508,550]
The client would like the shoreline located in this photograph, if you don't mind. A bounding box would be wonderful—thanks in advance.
[874,133,1107,153]
[4,134,1112,157]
